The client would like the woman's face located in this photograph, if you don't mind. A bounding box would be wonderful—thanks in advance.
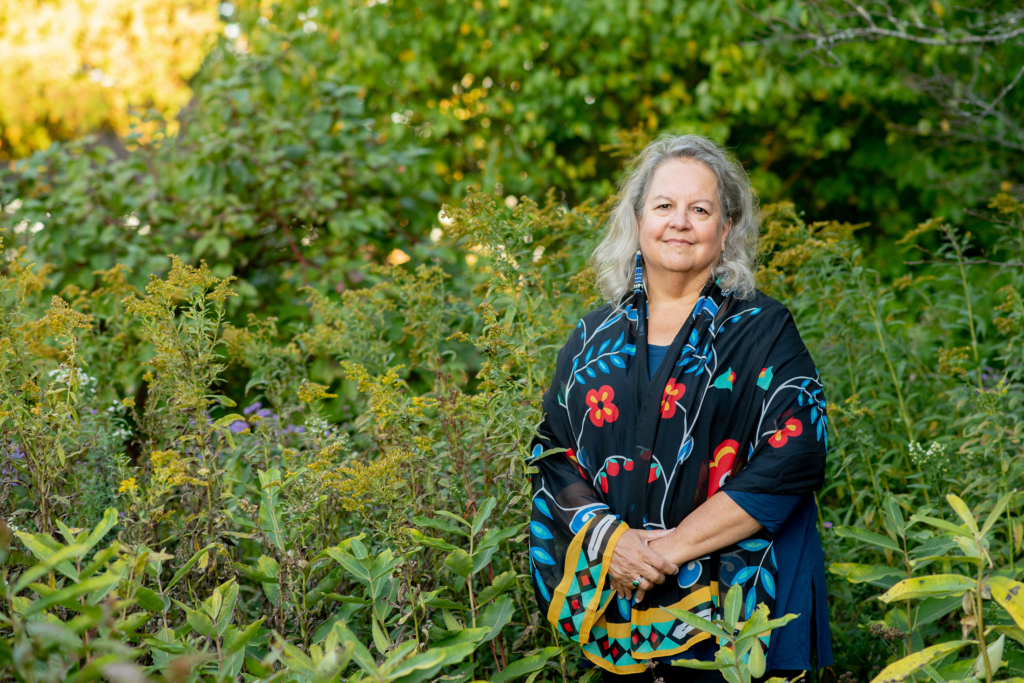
[637,158,730,286]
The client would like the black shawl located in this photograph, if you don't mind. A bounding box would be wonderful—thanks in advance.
[528,280,827,673]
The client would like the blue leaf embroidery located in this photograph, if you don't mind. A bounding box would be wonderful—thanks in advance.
[760,569,776,598]
[744,587,757,619]
[530,547,556,565]
[613,332,624,351]
[599,339,610,355]
[575,373,586,385]
[610,355,626,369]
[597,360,610,374]
[534,499,553,519]
[585,347,593,363]
[530,521,553,540]
[534,568,551,601]
[585,367,597,378]
[737,539,769,552]
[731,566,758,585]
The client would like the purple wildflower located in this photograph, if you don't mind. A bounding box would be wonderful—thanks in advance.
[256,408,275,419]
[228,420,251,434]
[823,521,833,529]
[283,424,305,434]
[243,402,263,416]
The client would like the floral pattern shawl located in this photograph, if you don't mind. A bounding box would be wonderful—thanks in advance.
[528,280,828,674]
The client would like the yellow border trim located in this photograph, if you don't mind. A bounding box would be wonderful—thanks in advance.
[579,520,628,643]
[545,515,595,628]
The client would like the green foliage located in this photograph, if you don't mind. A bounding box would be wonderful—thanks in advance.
[1,181,1023,682]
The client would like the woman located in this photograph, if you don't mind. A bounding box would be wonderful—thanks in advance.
[528,134,831,680]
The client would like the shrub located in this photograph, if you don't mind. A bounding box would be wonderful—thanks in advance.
[1,189,1023,681]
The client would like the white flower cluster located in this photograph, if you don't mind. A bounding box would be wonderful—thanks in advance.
[909,441,951,474]
[49,366,97,392]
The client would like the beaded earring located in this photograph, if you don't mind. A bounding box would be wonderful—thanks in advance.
[633,249,644,294]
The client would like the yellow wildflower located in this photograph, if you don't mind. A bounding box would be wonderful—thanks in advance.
[298,381,337,403]
[118,477,138,494]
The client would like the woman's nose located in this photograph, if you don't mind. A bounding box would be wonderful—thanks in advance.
[667,206,690,230]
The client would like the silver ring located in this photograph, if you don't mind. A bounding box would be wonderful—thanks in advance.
[632,576,642,588]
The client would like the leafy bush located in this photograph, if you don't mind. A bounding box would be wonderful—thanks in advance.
[1,188,1024,681]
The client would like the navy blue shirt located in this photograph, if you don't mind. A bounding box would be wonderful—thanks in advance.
[648,345,832,670]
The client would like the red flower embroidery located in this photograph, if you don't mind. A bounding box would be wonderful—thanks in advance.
[661,378,685,419]
[565,448,586,478]
[608,461,620,476]
[709,439,739,496]
[769,418,803,448]
[586,385,620,428]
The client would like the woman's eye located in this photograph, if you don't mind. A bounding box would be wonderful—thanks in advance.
[694,207,707,214]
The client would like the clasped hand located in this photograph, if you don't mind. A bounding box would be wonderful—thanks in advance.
[607,528,677,603]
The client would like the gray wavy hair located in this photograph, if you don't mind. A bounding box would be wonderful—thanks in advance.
[591,133,760,302]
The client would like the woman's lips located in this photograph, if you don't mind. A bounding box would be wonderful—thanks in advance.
[662,239,694,245]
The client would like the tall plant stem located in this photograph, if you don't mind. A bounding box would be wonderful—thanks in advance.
[942,225,983,390]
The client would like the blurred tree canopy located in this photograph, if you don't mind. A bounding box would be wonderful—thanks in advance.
[0,0,221,159]
[1,0,1021,320]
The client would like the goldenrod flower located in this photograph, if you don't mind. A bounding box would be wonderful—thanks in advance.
[118,477,138,494]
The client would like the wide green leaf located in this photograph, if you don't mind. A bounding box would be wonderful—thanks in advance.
[664,607,730,640]
[444,549,473,578]
[835,526,901,552]
[479,595,515,642]
[870,640,972,683]
[988,576,1024,629]
[488,647,562,683]
[879,574,975,603]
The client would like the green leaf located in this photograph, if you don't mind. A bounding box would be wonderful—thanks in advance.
[257,468,286,551]
[81,508,119,553]
[479,595,515,642]
[224,617,265,654]
[910,515,972,538]
[879,574,975,603]
[882,494,906,536]
[973,634,1004,678]
[834,526,901,552]
[393,642,478,683]
[216,579,239,636]
[444,549,473,578]
[167,543,218,590]
[988,576,1024,630]
[327,548,371,583]
[478,524,525,550]
[488,647,562,683]
[946,495,979,535]
[24,572,119,616]
[911,594,961,627]
[13,543,88,594]
[429,627,491,649]
[471,497,497,537]
[829,563,905,588]
[234,560,279,584]
[413,516,469,537]
[372,619,390,653]
[14,531,79,582]
[723,583,742,631]
[472,545,499,575]
[213,413,245,429]
[176,600,217,638]
[869,640,972,683]
[670,660,727,670]
[664,607,730,640]
[406,528,458,552]
[747,637,766,677]
[477,570,519,605]
[134,586,165,613]
[981,492,1015,537]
